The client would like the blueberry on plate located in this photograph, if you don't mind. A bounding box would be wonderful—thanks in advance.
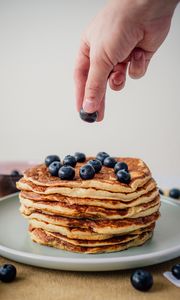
[45,155,60,167]
[74,152,86,163]
[79,164,95,180]
[169,188,180,199]
[116,170,131,184]
[63,155,76,167]
[103,157,116,168]
[0,264,17,283]
[171,263,180,279]
[48,161,62,176]
[87,159,102,173]
[58,166,75,180]
[130,269,153,292]
[79,108,98,123]
[114,162,128,173]
[96,152,109,163]
[158,188,164,195]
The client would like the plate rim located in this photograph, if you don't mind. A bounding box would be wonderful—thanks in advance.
[0,194,180,266]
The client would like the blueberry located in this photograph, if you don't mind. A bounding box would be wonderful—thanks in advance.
[0,264,17,283]
[96,152,109,163]
[114,162,128,173]
[58,166,75,180]
[87,159,102,173]
[116,170,131,184]
[11,170,21,176]
[80,164,95,180]
[159,188,164,195]
[74,152,86,163]
[63,155,76,167]
[171,264,180,279]
[79,108,98,123]
[169,188,180,199]
[48,161,62,176]
[103,157,116,168]
[131,269,153,292]
[45,155,60,167]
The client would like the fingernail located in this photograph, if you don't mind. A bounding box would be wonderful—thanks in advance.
[113,75,124,86]
[134,51,143,61]
[83,99,97,113]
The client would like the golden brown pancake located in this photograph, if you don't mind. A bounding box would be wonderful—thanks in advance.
[17,177,156,201]
[19,194,160,219]
[22,157,151,193]
[30,227,153,254]
[19,188,159,209]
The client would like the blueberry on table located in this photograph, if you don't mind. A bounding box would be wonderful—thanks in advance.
[0,264,17,283]
[169,188,180,199]
[45,155,60,167]
[74,152,86,163]
[96,152,109,163]
[114,162,128,173]
[79,108,98,123]
[171,263,180,279]
[48,161,62,176]
[103,157,116,168]
[58,166,75,180]
[63,155,76,167]
[130,269,153,292]
[80,164,95,180]
[87,159,102,173]
[116,170,131,184]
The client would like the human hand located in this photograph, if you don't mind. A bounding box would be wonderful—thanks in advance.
[74,0,179,121]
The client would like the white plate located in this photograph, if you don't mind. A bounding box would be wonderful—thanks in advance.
[0,194,180,271]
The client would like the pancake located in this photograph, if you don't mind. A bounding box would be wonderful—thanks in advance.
[17,177,157,201]
[22,157,151,193]
[30,227,153,254]
[19,194,160,219]
[20,188,159,209]
[21,206,159,235]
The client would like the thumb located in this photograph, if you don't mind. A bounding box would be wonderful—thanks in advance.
[83,59,111,113]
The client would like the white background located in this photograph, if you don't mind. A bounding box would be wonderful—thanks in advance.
[0,0,179,184]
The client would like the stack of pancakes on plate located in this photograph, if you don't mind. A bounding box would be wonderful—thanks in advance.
[17,157,160,254]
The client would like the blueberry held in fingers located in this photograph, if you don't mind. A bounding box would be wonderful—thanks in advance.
[0,264,17,283]
[79,108,98,123]
[116,170,131,184]
[131,269,153,292]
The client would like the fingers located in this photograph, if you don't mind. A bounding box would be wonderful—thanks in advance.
[96,95,105,122]
[82,58,111,113]
[128,48,145,79]
[109,63,128,91]
[74,42,90,112]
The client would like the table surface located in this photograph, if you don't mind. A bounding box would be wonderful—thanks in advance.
[0,256,179,300]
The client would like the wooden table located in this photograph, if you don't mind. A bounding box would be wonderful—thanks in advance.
[0,256,179,300]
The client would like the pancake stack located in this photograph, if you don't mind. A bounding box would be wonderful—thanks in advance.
[17,156,160,254]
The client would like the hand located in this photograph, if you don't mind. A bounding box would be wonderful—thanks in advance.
[74,0,179,121]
